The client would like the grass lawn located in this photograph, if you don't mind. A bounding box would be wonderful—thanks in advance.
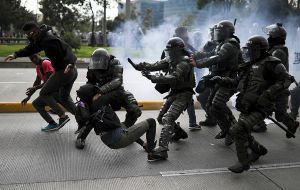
[0,44,143,58]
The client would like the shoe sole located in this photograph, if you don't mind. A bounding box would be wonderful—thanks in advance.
[147,156,167,162]
[189,127,202,131]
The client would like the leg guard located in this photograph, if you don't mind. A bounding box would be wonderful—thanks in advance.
[248,135,268,162]
[211,87,236,133]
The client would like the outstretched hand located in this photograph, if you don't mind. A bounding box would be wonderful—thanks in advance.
[21,97,30,106]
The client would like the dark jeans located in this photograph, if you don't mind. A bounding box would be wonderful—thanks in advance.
[104,120,155,149]
[197,87,215,120]
[33,67,77,123]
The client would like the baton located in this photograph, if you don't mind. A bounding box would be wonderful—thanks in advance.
[266,116,296,138]
[127,58,138,70]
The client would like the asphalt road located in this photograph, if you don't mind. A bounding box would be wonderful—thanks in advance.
[0,110,300,190]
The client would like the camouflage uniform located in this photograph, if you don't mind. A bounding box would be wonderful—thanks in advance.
[194,37,240,144]
[135,37,195,160]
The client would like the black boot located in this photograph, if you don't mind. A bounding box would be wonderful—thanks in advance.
[172,122,188,141]
[228,162,250,173]
[199,116,217,127]
[248,136,267,162]
[251,147,268,162]
[75,138,85,149]
[215,130,227,139]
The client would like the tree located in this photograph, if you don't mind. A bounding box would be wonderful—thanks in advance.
[0,0,35,33]
[40,0,84,32]
[63,32,81,51]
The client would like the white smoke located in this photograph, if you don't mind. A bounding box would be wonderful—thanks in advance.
[108,1,300,100]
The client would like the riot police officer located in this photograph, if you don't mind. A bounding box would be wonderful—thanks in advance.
[253,23,297,133]
[133,37,195,161]
[224,36,296,173]
[158,26,200,130]
[191,20,241,146]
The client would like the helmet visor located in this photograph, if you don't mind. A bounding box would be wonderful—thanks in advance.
[89,56,109,70]
[164,48,180,61]
[214,27,226,41]
[241,47,251,63]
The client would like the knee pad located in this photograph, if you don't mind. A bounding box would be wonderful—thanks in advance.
[211,102,225,114]
[230,123,244,137]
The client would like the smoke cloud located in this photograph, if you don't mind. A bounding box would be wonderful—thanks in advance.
[108,0,300,100]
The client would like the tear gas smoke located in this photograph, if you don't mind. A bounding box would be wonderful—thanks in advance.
[108,0,300,100]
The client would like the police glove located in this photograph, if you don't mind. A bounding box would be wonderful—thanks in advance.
[135,62,148,71]
[141,70,152,80]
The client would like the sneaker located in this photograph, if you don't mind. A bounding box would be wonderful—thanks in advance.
[228,162,250,173]
[58,115,70,130]
[41,123,59,132]
[143,140,157,153]
[189,123,202,131]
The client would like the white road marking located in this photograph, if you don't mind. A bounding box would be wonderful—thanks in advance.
[160,162,300,177]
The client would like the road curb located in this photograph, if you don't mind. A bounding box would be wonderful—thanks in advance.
[0,101,164,113]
